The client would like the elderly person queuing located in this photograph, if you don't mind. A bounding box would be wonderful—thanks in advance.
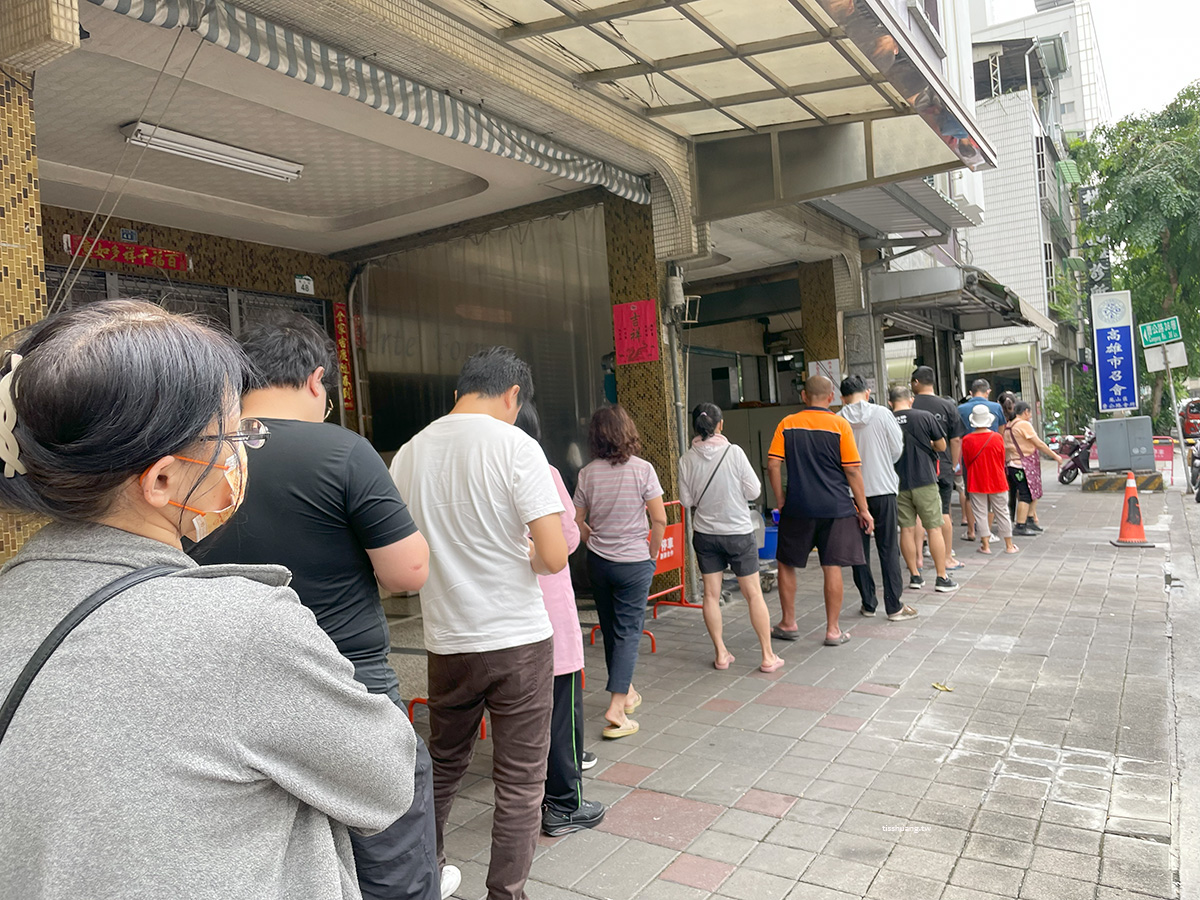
[961,404,1019,555]
[0,301,417,900]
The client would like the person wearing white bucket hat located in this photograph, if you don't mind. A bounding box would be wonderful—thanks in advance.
[961,404,1018,555]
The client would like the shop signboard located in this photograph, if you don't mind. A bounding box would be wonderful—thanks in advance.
[613,299,660,365]
[1090,290,1138,413]
[63,234,189,271]
[332,301,356,411]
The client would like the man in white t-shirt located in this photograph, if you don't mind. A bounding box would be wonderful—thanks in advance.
[390,347,568,900]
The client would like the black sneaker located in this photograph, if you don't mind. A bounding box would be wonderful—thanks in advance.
[1013,524,1039,537]
[935,576,960,593]
[1026,522,1045,533]
[908,574,925,591]
[581,750,598,771]
[542,799,607,836]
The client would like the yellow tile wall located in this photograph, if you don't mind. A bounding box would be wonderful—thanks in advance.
[0,71,47,562]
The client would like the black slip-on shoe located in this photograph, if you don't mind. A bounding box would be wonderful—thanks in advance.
[542,799,607,836]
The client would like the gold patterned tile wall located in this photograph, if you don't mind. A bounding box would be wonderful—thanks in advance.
[0,0,78,71]
[799,259,843,373]
[0,72,47,562]
[601,196,679,501]
[41,207,350,302]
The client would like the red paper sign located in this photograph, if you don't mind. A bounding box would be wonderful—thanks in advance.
[653,522,685,576]
[63,234,189,272]
[613,299,660,365]
[332,301,356,411]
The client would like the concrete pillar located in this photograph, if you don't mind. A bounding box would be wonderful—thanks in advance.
[0,71,49,561]
[601,196,679,499]
[798,260,842,377]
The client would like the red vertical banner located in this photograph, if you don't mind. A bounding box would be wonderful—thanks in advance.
[332,301,356,411]
[612,299,661,365]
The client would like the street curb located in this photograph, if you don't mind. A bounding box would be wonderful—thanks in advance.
[1167,489,1199,899]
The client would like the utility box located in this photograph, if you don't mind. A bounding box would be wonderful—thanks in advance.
[1094,416,1156,471]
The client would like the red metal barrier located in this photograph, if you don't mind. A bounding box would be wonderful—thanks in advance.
[407,697,486,740]
[652,501,699,618]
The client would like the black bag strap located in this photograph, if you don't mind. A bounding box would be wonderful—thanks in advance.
[693,446,732,512]
[0,564,182,747]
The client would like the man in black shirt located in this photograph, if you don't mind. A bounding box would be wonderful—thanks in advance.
[911,366,965,572]
[890,385,958,593]
[190,315,454,900]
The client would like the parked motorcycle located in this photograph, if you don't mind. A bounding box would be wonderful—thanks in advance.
[1058,429,1096,485]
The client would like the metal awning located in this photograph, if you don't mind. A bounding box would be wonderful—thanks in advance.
[869,264,1056,334]
[811,177,980,245]
[426,0,998,220]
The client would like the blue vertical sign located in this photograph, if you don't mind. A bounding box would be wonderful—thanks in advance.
[1090,290,1138,413]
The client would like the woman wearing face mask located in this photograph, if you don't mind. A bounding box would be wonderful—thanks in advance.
[679,403,782,673]
[0,301,417,900]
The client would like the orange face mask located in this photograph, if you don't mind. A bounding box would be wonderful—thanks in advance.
[166,443,248,542]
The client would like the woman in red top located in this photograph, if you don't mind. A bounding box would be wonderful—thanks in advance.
[961,404,1018,554]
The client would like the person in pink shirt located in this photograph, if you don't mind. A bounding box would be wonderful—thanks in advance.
[514,403,607,838]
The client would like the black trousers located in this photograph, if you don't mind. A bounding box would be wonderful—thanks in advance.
[851,494,905,617]
[351,689,440,900]
[544,669,584,814]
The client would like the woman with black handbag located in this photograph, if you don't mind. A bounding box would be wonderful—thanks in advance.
[0,301,418,899]
[679,403,782,674]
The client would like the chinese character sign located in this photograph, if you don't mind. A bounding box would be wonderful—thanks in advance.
[653,522,685,575]
[332,301,356,412]
[1090,290,1138,413]
[613,300,661,366]
[63,234,189,272]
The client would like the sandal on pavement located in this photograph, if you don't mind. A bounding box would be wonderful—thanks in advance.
[624,691,642,714]
[603,719,639,739]
[771,625,800,641]
[713,655,735,670]
[977,547,992,555]
[946,560,965,571]
[759,657,785,673]
[823,632,851,646]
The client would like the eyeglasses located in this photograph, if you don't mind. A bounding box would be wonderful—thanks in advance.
[198,417,271,450]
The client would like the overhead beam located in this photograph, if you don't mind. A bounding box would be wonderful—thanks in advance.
[498,0,685,40]
[643,76,869,117]
[879,182,954,236]
[577,32,826,83]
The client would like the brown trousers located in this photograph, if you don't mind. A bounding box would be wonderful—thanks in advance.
[427,637,554,900]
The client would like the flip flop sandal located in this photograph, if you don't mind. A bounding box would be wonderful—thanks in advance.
[714,655,735,670]
[603,719,639,739]
[771,626,800,641]
[759,657,785,673]
[624,692,642,714]
[977,547,993,555]
[823,633,851,646]
[946,561,966,571]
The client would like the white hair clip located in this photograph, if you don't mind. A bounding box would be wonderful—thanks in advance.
[0,353,26,478]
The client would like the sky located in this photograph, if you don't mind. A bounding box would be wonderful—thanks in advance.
[987,0,1199,122]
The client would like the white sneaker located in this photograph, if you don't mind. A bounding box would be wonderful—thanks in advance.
[440,865,462,900]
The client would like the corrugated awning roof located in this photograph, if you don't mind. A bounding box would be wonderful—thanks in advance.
[428,0,996,171]
[812,177,980,240]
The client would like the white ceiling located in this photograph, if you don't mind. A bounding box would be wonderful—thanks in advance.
[33,4,585,254]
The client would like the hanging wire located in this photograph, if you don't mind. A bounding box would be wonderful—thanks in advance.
[49,27,204,315]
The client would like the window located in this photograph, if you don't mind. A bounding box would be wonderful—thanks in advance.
[1035,137,1047,200]
[1060,101,1076,115]
[921,0,940,33]
[1044,243,1056,298]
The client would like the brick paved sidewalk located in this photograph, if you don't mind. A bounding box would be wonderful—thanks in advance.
[412,476,1179,900]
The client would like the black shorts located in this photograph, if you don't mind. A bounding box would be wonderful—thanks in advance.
[692,531,759,577]
[938,479,952,515]
[777,515,866,568]
[1007,466,1033,504]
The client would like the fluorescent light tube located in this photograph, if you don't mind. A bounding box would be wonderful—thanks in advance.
[119,122,304,183]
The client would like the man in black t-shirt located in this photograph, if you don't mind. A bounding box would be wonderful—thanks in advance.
[890,385,958,594]
[911,366,965,572]
[190,315,455,900]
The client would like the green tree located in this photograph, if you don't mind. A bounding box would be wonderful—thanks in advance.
[1075,82,1200,425]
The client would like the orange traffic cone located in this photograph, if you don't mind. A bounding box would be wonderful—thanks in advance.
[1111,471,1155,548]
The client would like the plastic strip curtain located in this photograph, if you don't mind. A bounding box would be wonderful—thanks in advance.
[88,0,651,203]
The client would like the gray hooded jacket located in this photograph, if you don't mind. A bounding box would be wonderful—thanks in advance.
[839,400,904,497]
[0,523,416,900]
[679,435,762,535]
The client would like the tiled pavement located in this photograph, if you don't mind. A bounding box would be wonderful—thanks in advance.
[405,472,1180,900]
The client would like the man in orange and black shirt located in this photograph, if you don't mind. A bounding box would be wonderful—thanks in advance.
[767,375,874,646]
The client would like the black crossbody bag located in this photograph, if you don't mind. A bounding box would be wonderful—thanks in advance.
[0,565,181,748]
[690,447,731,520]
